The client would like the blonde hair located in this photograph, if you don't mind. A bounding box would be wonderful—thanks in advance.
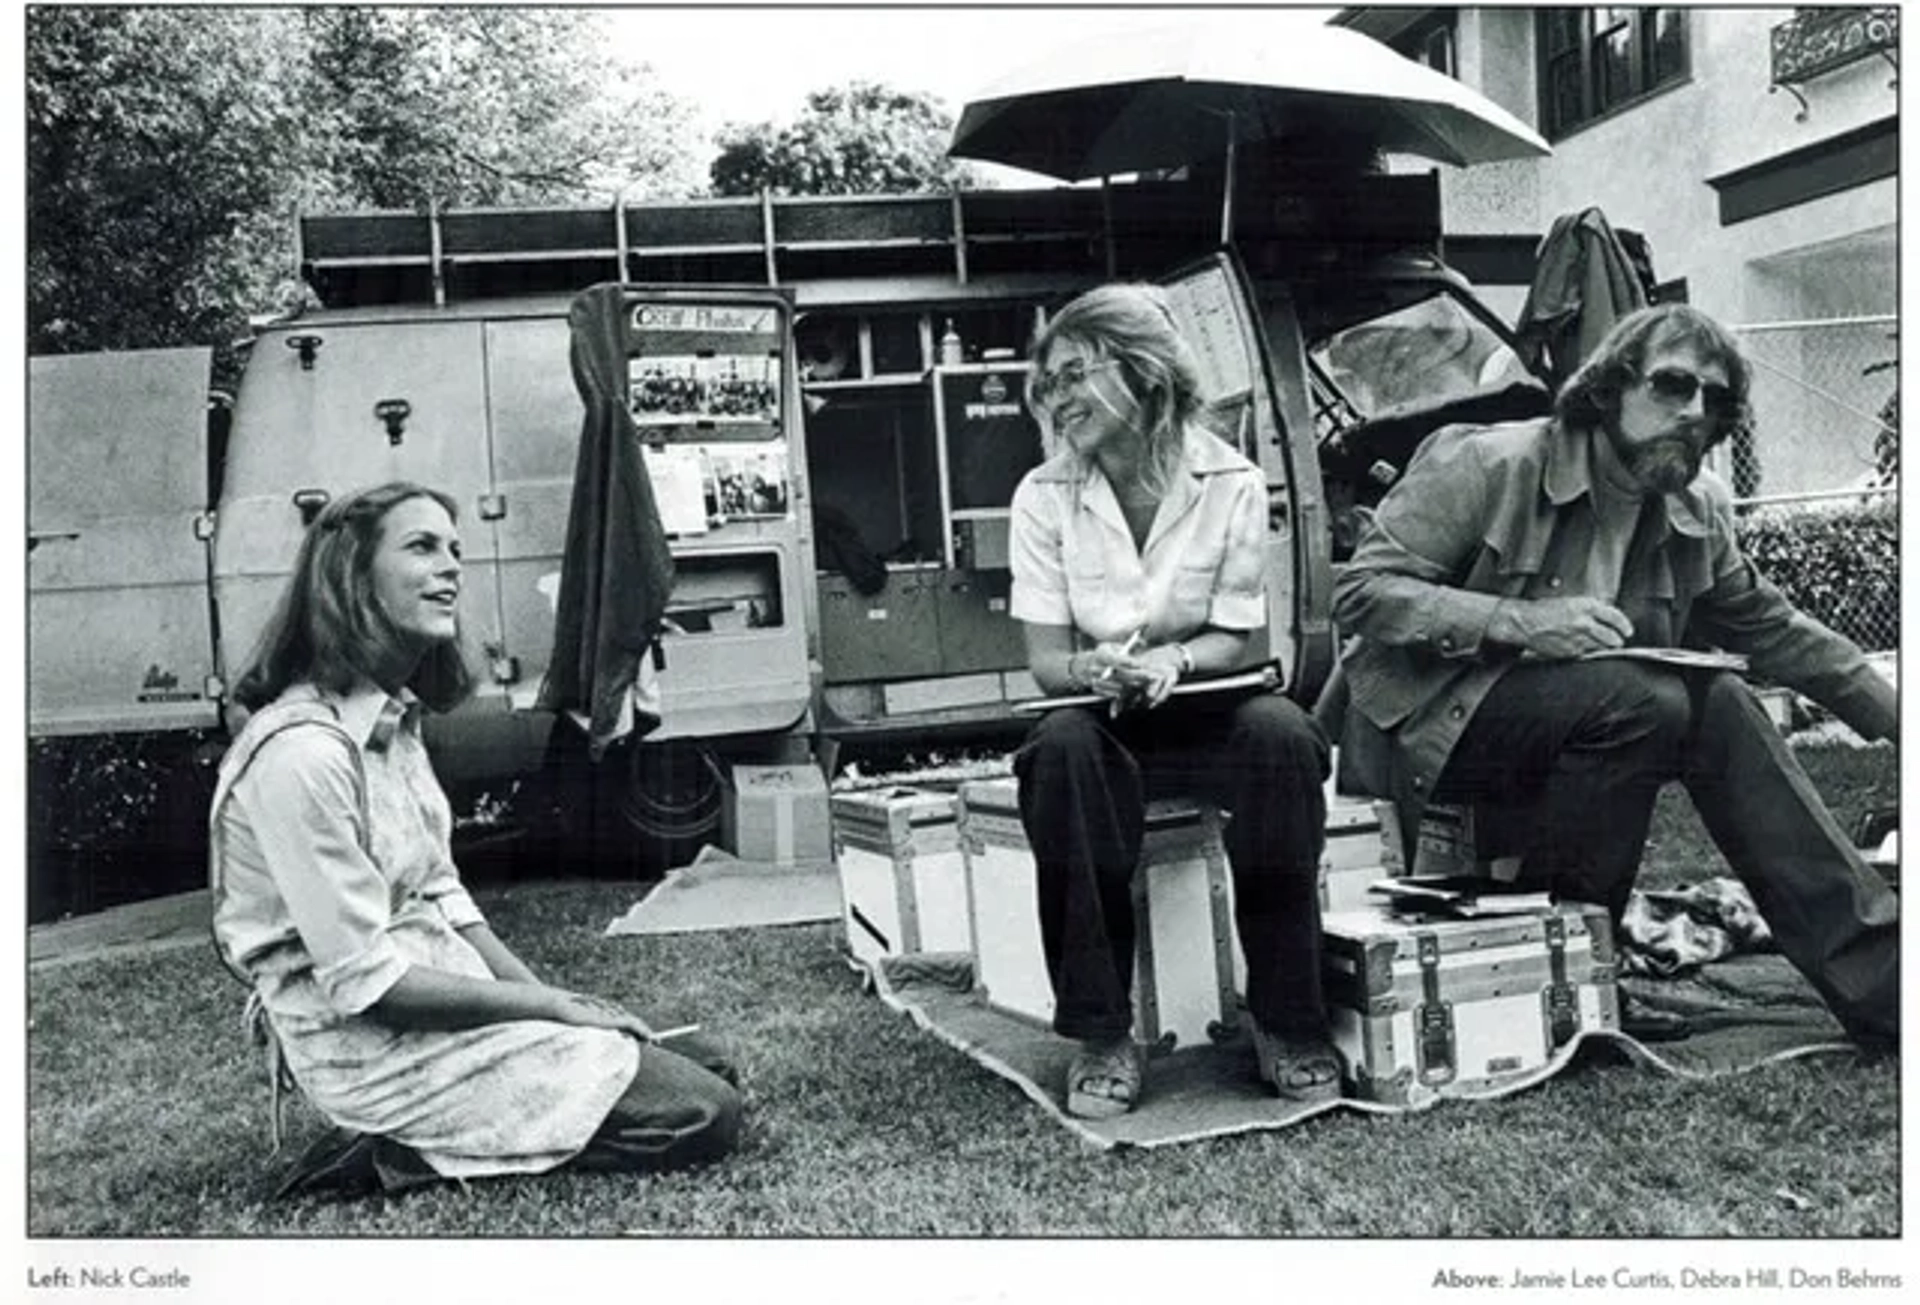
[1028,283,1206,497]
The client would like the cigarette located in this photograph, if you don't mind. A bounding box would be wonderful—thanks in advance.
[648,1022,702,1042]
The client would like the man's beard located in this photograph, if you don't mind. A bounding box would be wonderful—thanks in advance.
[1611,422,1710,495]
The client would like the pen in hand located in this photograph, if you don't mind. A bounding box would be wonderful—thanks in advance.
[1097,629,1146,715]
[1095,629,1146,684]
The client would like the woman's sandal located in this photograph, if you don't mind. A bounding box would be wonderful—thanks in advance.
[1064,1038,1144,1119]
[1252,1026,1345,1105]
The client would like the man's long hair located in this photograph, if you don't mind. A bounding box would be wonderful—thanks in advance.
[1555,303,1755,453]
[232,481,474,713]
[1027,283,1206,497]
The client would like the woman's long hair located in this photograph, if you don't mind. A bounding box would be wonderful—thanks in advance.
[1027,283,1206,498]
[1555,303,1754,454]
[232,481,474,713]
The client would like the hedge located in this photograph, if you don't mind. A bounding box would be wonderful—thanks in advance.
[1736,497,1898,652]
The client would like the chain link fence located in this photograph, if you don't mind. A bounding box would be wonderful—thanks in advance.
[1720,315,1898,654]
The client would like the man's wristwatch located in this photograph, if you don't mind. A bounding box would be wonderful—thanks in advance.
[1172,642,1195,676]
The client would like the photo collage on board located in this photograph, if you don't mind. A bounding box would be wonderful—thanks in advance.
[629,346,787,536]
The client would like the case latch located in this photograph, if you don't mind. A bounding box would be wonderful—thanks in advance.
[1414,930,1455,1085]
[1542,913,1578,1048]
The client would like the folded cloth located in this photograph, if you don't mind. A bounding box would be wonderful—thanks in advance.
[1618,877,1773,978]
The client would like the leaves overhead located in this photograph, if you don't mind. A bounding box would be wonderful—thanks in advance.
[28,6,700,361]
[300,8,700,209]
[711,81,977,197]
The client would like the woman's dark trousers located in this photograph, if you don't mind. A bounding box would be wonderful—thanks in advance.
[1012,692,1331,1045]
[572,1037,744,1173]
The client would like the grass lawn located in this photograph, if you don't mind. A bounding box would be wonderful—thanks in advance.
[26,742,1899,1238]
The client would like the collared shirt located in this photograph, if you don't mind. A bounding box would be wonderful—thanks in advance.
[214,681,485,1016]
[209,680,638,1178]
[1332,416,1895,803]
[1008,425,1267,644]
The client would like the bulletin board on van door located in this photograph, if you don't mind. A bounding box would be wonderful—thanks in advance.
[625,298,790,536]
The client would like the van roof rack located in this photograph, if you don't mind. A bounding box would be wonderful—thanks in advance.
[298,174,1444,309]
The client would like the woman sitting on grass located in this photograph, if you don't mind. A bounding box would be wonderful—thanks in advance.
[211,481,741,1193]
[1008,284,1342,1118]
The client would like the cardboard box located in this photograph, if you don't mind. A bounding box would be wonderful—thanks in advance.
[723,763,832,864]
[957,777,1245,1052]
[1320,902,1620,1105]
[831,786,971,967]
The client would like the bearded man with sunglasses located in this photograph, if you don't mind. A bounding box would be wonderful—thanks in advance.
[1331,303,1897,1047]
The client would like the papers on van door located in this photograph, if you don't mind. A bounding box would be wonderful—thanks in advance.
[642,444,710,536]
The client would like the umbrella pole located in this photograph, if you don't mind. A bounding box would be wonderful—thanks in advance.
[1219,110,1237,245]
[1101,177,1117,278]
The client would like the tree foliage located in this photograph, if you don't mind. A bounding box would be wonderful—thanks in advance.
[711,82,976,196]
[28,8,317,354]
[28,7,701,361]
[299,8,700,209]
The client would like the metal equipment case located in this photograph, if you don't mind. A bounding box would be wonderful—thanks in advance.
[957,777,1245,1051]
[831,786,971,968]
[1322,795,1398,912]
[1320,902,1620,1104]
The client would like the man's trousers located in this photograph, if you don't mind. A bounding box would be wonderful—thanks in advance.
[1434,660,1898,1044]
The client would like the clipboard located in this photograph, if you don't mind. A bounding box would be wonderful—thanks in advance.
[1012,663,1282,714]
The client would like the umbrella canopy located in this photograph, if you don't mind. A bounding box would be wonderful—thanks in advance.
[950,20,1548,179]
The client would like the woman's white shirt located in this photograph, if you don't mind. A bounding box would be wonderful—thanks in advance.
[1008,426,1267,644]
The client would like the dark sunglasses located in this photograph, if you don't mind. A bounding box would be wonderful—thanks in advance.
[1643,367,1739,420]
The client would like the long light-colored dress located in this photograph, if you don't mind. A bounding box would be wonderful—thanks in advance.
[211,682,638,1179]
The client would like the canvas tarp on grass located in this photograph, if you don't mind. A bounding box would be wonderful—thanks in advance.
[865,950,1859,1150]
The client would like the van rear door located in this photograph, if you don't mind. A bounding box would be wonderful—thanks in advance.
[29,348,218,734]
[1156,251,1334,703]
[488,289,813,741]
[213,316,508,715]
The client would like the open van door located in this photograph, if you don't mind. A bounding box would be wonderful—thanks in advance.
[29,348,220,735]
[1156,251,1334,704]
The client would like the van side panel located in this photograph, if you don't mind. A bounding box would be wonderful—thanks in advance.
[29,348,218,734]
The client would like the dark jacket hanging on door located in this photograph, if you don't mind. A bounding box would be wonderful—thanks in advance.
[537,284,675,757]
[1514,207,1657,390]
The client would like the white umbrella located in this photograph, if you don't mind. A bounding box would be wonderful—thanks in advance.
[950,19,1548,236]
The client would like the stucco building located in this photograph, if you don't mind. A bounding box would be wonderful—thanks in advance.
[1335,6,1898,499]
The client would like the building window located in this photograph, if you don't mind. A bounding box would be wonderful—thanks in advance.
[1539,8,1690,139]
[1389,12,1458,79]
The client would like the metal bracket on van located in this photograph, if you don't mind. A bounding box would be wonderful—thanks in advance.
[192,512,216,542]
[286,335,323,370]
[478,493,506,521]
[373,399,411,446]
[292,488,330,526]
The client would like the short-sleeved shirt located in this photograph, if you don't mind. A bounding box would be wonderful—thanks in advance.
[1008,426,1267,645]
